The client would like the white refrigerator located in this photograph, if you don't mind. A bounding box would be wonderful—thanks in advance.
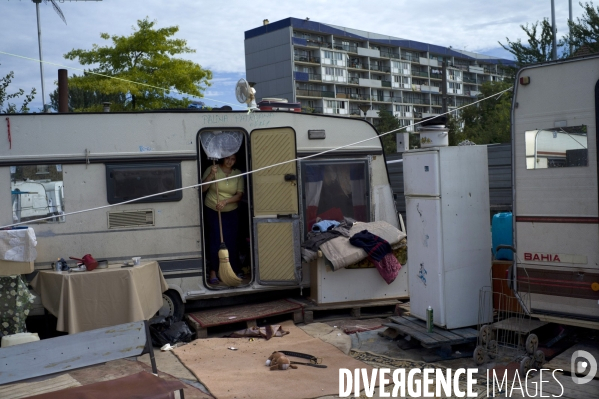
[403,146,492,329]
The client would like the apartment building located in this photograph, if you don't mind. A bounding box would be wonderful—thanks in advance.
[244,18,514,130]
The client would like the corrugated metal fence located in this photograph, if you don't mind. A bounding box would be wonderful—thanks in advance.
[386,143,512,222]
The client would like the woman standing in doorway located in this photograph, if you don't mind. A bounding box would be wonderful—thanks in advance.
[202,154,245,285]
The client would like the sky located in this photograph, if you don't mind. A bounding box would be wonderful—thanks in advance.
[0,0,586,112]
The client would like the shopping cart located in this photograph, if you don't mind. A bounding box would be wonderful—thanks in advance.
[473,246,546,375]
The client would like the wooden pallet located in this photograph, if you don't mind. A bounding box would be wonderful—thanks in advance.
[384,315,478,349]
[186,299,304,338]
[289,298,402,324]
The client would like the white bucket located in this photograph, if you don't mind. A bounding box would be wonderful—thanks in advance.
[419,129,449,148]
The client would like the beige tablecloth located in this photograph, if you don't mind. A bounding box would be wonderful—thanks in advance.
[31,261,169,334]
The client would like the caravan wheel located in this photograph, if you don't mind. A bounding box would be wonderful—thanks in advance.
[158,290,185,322]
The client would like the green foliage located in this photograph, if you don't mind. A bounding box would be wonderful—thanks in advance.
[376,108,401,155]
[447,113,466,146]
[500,19,562,69]
[49,81,127,112]
[0,67,36,114]
[454,81,513,145]
[563,2,599,56]
[63,17,212,111]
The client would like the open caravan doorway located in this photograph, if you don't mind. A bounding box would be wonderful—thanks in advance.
[198,129,252,290]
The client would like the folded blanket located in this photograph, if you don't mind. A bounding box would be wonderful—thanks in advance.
[320,221,405,271]
[349,230,392,262]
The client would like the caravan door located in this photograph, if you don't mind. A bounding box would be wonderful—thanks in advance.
[250,128,301,285]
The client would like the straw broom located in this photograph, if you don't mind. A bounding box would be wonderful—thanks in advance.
[214,160,242,287]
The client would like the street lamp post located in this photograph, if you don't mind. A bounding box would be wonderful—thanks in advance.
[358,104,371,120]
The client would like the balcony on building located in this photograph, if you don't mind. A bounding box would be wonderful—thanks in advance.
[400,53,419,62]
[301,106,323,114]
[462,74,477,84]
[369,63,391,73]
[380,49,401,59]
[294,54,321,64]
[296,88,335,98]
[411,68,429,78]
[332,40,360,53]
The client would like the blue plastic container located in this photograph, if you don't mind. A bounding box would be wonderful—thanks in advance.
[492,212,513,260]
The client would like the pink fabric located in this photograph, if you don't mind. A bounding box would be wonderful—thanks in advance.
[373,253,402,284]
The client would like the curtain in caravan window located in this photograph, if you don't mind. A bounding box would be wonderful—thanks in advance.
[302,161,369,234]
[350,164,366,222]
[305,164,324,231]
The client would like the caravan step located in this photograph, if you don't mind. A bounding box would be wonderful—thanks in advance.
[185,299,304,338]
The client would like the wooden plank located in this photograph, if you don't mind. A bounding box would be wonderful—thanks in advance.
[544,343,599,378]
[0,321,147,385]
[301,298,400,311]
[389,316,470,344]
[492,317,548,333]
[448,328,479,340]
[382,323,440,347]
[523,371,599,399]
[0,374,81,399]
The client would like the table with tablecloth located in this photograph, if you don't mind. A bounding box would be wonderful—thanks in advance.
[30,261,168,334]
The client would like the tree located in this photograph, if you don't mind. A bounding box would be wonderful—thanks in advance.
[456,81,513,144]
[0,67,36,114]
[563,2,599,56]
[499,19,562,69]
[64,17,212,111]
[49,81,127,112]
[376,108,401,155]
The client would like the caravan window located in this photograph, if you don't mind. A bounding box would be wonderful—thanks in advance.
[105,163,182,204]
[11,165,65,224]
[525,125,588,169]
[301,159,370,233]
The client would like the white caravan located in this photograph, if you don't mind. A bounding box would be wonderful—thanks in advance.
[512,54,599,329]
[1,111,403,320]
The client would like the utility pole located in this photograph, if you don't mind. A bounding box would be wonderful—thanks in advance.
[569,0,573,55]
[33,0,47,112]
[551,0,558,60]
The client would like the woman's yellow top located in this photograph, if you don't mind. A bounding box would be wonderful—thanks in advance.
[202,166,244,212]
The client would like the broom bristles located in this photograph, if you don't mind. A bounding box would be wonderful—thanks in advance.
[218,248,242,286]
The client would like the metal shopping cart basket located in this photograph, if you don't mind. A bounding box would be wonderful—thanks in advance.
[474,246,547,375]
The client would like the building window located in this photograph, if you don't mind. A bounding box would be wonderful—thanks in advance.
[105,163,183,204]
[11,165,66,224]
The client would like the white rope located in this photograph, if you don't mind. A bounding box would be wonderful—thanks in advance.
[3,86,512,229]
